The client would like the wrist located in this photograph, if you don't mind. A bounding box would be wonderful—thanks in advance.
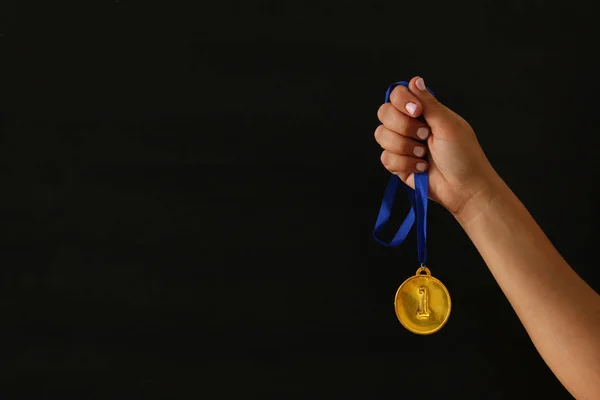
[452,171,508,227]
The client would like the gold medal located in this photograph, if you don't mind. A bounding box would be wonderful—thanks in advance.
[394,266,451,335]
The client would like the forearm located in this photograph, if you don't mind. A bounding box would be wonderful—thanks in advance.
[456,174,600,399]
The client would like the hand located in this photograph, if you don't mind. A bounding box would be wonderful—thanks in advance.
[375,76,500,220]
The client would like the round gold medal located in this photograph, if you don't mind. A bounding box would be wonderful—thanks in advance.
[394,266,451,335]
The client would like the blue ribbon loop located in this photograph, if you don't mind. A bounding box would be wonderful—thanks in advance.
[373,81,435,266]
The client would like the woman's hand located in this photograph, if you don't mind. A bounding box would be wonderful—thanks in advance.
[375,76,500,221]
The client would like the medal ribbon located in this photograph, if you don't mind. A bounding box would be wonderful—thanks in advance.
[373,81,435,266]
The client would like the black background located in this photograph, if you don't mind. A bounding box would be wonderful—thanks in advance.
[3,0,600,398]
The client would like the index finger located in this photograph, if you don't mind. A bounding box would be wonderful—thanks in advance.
[389,84,423,119]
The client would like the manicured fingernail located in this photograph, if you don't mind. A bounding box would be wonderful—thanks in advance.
[416,78,426,91]
[405,102,417,115]
[416,163,427,171]
[413,146,425,157]
[417,127,429,140]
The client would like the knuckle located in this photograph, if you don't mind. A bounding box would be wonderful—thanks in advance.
[389,86,405,107]
[381,151,406,172]
[380,151,392,169]
[374,125,383,140]
[377,103,389,122]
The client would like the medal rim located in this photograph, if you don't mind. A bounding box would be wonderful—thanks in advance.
[394,273,452,335]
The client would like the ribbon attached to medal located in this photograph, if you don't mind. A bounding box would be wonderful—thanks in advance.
[373,81,451,335]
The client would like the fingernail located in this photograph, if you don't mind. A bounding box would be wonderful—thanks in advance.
[417,127,429,140]
[416,78,426,91]
[413,146,425,157]
[405,102,417,115]
[416,163,427,171]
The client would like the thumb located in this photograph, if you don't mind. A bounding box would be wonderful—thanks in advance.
[408,76,453,131]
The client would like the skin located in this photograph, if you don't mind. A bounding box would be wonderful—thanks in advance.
[375,76,600,399]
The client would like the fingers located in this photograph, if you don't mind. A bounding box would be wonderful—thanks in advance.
[380,150,428,175]
[374,125,427,157]
[407,76,449,128]
[377,103,431,141]
[388,84,423,118]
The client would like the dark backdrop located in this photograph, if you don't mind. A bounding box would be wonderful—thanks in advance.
[3,0,600,398]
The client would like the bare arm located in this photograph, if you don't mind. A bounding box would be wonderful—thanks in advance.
[456,175,600,399]
[376,76,600,399]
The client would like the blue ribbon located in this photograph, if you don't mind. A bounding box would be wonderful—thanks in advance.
[373,81,435,266]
